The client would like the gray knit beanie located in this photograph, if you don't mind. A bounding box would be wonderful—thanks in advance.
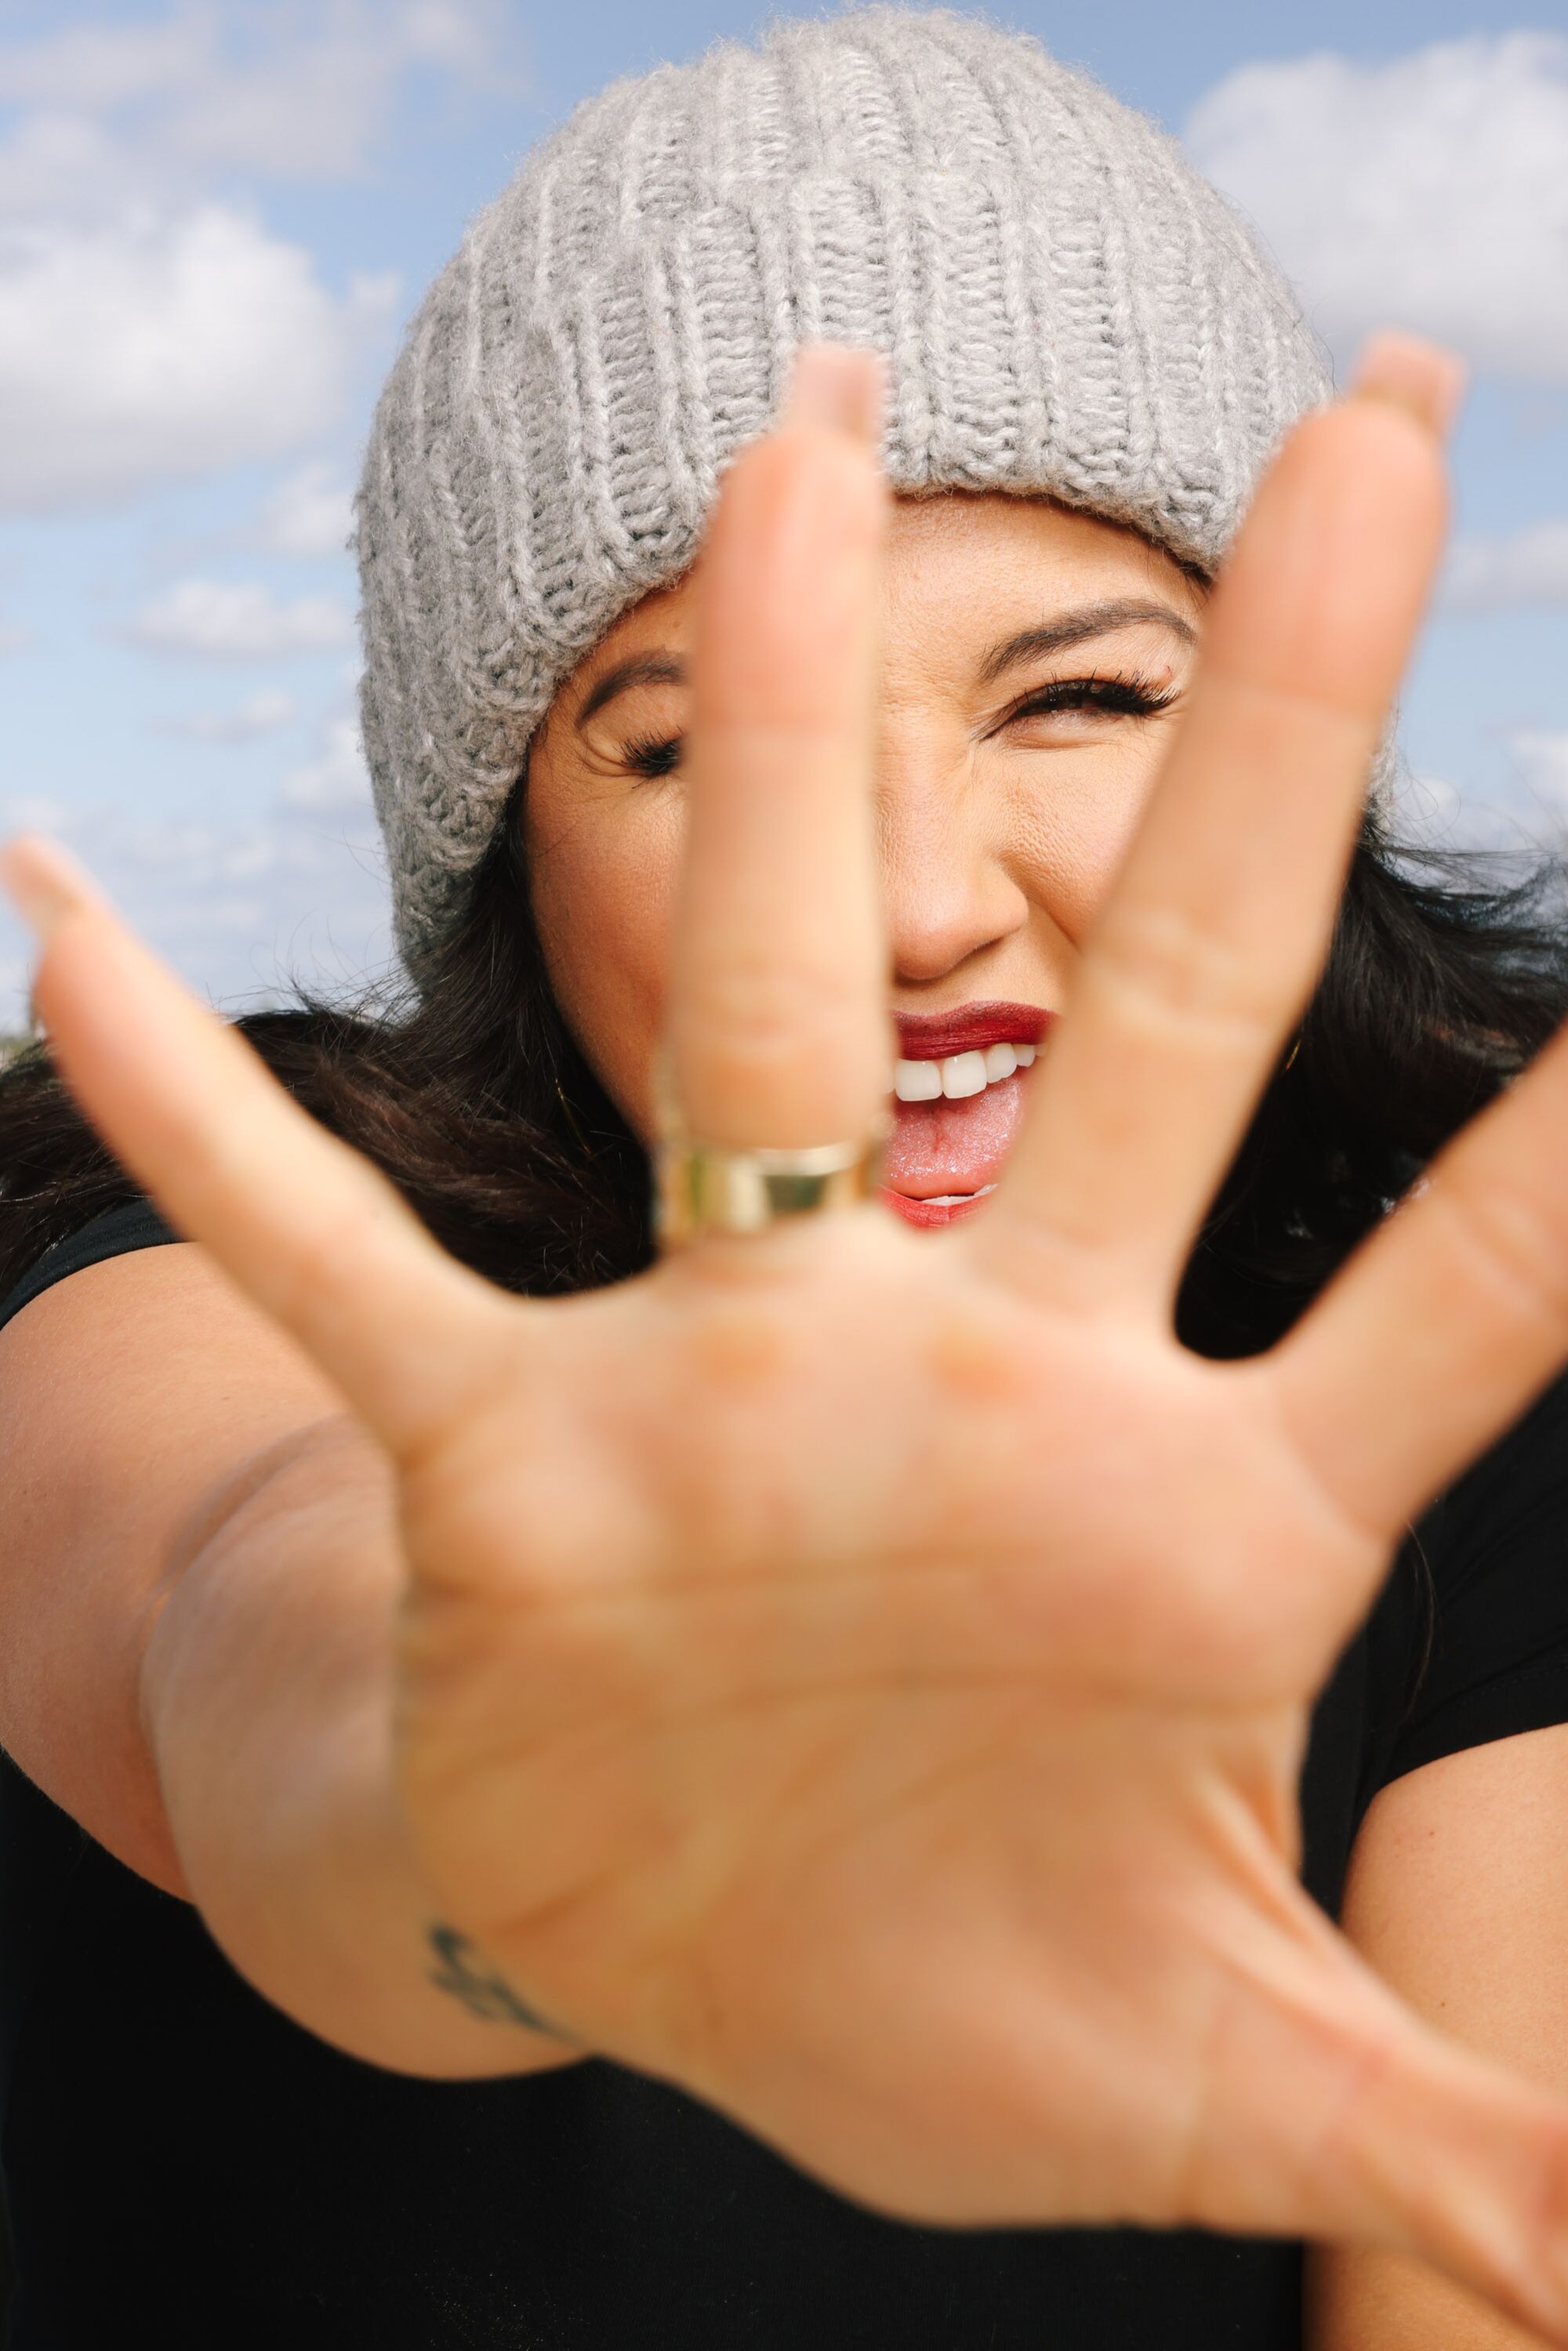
[354,3,1391,992]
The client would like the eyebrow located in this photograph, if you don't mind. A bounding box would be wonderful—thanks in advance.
[575,653,687,731]
[975,598,1197,686]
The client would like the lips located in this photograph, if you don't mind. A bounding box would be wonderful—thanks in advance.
[880,1000,1054,1228]
[894,1001,1051,1061]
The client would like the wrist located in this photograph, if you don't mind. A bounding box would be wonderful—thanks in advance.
[143,1424,580,2078]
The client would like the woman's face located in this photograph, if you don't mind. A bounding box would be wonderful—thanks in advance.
[525,489,1207,1228]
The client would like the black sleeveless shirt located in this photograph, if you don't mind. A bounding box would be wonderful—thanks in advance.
[5,1199,1568,2348]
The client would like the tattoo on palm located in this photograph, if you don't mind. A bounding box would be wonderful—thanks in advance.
[425,1924,570,2040]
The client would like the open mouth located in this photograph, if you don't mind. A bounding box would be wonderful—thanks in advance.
[879,1000,1053,1229]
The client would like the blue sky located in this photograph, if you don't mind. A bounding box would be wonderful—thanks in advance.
[2,0,1566,1029]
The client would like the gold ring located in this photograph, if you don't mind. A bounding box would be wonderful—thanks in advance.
[654,1124,890,1249]
[648,1045,891,1249]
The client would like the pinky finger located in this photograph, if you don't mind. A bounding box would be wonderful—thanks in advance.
[1,833,527,1466]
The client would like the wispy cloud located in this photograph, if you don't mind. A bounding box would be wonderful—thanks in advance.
[281,715,373,812]
[1506,729,1568,813]
[0,2,527,185]
[1185,34,1568,381]
[1390,746,1568,858]
[0,785,397,1026]
[123,579,354,658]
[151,689,298,741]
[1442,518,1568,612]
[251,460,355,559]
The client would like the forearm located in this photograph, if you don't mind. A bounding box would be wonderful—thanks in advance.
[139,1416,579,2080]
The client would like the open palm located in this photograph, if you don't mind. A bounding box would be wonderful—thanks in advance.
[15,340,1568,2342]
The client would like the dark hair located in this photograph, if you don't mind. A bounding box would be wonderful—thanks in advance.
[3,770,1567,1366]
[0,767,645,1306]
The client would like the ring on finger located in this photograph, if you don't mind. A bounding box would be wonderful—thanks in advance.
[651,1054,890,1250]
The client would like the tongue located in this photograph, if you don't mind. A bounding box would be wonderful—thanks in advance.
[881,1072,1025,1199]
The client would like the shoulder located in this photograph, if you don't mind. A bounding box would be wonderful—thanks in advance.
[0,1201,347,1892]
[0,1194,184,1338]
[1372,1365,1568,1793]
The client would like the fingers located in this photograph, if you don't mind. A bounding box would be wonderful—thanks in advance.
[1164,1873,1568,2342]
[980,336,1464,1323]
[1261,1009,1568,1559]
[1258,1945,1568,2343]
[665,342,892,1151]
[0,834,524,1467]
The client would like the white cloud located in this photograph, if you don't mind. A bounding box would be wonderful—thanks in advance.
[0,959,27,1037]
[1388,758,1568,857]
[1505,731,1568,812]
[1,794,73,835]
[0,205,396,513]
[124,579,354,658]
[1185,34,1568,381]
[252,461,354,559]
[1394,769,1461,829]
[0,2,528,184]
[0,620,34,655]
[152,689,298,741]
[0,16,205,113]
[1442,518,1568,612]
[0,1,528,514]
[0,108,147,228]
[1390,769,1512,852]
[0,785,398,1028]
[281,716,373,812]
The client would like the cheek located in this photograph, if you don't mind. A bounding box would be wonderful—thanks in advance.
[1004,742,1165,943]
[527,786,686,1131]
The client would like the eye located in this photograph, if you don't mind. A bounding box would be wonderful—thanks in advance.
[622,730,683,779]
[999,672,1179,731]
[621,675,1177,776]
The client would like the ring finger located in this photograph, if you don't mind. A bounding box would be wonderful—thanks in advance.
[979,335,1465,1323]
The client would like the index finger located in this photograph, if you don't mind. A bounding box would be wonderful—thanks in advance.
[0,834,524,1468]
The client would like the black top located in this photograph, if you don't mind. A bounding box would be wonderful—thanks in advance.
[4,1199,1568,2349]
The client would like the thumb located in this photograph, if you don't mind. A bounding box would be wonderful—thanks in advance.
[1183,1886,1568,2343]
[0,832,525,1468]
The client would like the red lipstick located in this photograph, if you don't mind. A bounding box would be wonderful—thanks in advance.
[894,1000,1052,1060]
[881,1000,1055,1230]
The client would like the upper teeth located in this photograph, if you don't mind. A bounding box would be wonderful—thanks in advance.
[892,1040,1036,1101]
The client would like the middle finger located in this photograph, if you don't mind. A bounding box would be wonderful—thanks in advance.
[664,342,892,1159]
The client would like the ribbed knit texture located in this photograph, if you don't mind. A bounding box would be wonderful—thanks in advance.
[355,4,1395,989]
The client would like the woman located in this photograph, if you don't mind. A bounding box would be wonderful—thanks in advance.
[4,8,1568,2346]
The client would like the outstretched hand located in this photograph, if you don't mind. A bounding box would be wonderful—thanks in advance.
[14,337,1568,2340]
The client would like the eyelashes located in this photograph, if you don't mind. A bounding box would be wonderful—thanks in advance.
[621,728,684,780]
[619,669,1179,780]
[1000,669,1179,727]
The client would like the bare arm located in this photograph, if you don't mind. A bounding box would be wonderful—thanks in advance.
[1,1243,572,2079]
[140,1407,579,2080]
[1306,1724,1568,2349]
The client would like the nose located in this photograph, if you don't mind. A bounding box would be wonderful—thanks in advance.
[876,761,1030,988]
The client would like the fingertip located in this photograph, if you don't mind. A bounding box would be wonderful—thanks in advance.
[781,341,887,448]
[1348,330,1468,444]
[1291,385,1449,494]
[0,832,102,942]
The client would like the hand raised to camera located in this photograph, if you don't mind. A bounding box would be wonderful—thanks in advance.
[15,339,1568,2342]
